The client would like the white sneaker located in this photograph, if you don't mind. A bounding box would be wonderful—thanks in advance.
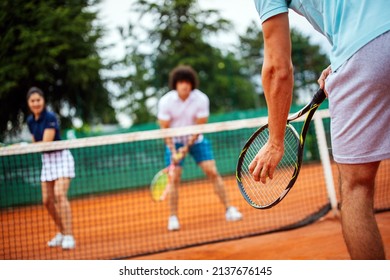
[61,235,76,250]
[47,233,63,247]
[167,215,180,231]
[226,206,243,221]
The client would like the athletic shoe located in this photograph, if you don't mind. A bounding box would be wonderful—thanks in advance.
[47,233,63,247]
[61,235,76,250]
[225,206,243,221]
[167,215,180,231]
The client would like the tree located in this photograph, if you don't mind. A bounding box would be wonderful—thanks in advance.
[239,22,330,103]
[290,29,330,99]
[238,23,267,107]
[0,0,115,140]
[113,0,257,124]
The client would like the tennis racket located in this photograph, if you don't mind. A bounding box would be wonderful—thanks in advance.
[150,152,182,202]
[236,88,326,209]
[150,162,174,202]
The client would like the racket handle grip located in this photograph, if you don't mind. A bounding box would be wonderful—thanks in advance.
[313,88,327,104]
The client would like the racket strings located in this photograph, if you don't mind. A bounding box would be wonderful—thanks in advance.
[239,126,299,207]
[150,169,169,201]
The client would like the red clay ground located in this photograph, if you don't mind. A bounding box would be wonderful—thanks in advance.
[132,211,390,260]
[2,161,389,260]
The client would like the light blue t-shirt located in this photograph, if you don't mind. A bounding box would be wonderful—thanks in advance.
[254,0,390,70]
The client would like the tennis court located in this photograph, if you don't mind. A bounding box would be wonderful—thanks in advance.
[2,161,389,260]
[133,211,390,260]
[1,114,389,260]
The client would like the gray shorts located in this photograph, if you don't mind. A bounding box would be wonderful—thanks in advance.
[325,31,390,164]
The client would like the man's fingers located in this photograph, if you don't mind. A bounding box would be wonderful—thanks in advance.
[317,71,327,89]
[259,165,270,184]
[267,165,275,180]
[249,158,259,174]
[251,161,263,182]
[318,66,332,90]
[318,78,325,89]
[249,157,272,183]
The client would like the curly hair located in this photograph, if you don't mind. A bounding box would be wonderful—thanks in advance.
[169,65,199,90]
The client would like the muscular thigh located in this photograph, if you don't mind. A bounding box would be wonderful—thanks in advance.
[338,162,380,188]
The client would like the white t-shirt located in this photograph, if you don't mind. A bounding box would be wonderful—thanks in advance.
[157,89,209,144]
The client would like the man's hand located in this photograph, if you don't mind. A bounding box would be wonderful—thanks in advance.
[318,65,332,95]
[172,150,183,164]
[175,146,189,162]
[248,141,284,184]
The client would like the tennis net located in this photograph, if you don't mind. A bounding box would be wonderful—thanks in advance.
[1,110,389,259]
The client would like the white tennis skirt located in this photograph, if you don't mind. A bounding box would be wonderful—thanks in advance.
[41,150,75,182]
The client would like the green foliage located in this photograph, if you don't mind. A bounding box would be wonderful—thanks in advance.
[0,0,115,140]
[114,3,329,126]
[290,29,330,95]
[113,0,257,124]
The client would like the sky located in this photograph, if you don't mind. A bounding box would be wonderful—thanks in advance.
[97,0,331,60]
[96,0,331,127]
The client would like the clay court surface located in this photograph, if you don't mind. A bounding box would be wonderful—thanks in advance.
[1,161,389,260]
[133,211,390,260]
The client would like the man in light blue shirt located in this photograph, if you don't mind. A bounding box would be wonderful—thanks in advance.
[251,0,390,259]
[255,0,390,71]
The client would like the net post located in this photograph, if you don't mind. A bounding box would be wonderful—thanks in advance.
[313,112,339,216]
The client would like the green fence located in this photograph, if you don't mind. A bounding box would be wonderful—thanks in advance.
[0,116,329,209]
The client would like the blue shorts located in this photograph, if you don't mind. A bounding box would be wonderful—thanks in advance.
[165,138,214,166]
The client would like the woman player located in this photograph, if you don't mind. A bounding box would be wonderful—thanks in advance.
[26,87,76,249]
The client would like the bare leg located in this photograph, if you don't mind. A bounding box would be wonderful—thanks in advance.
[338,161,386,259]
[168,167,182,217]
[54,178,73,235]
[41,181,63,232]
[198,160,230,208]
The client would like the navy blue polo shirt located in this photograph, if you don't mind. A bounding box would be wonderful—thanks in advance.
[27,109,61,142]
